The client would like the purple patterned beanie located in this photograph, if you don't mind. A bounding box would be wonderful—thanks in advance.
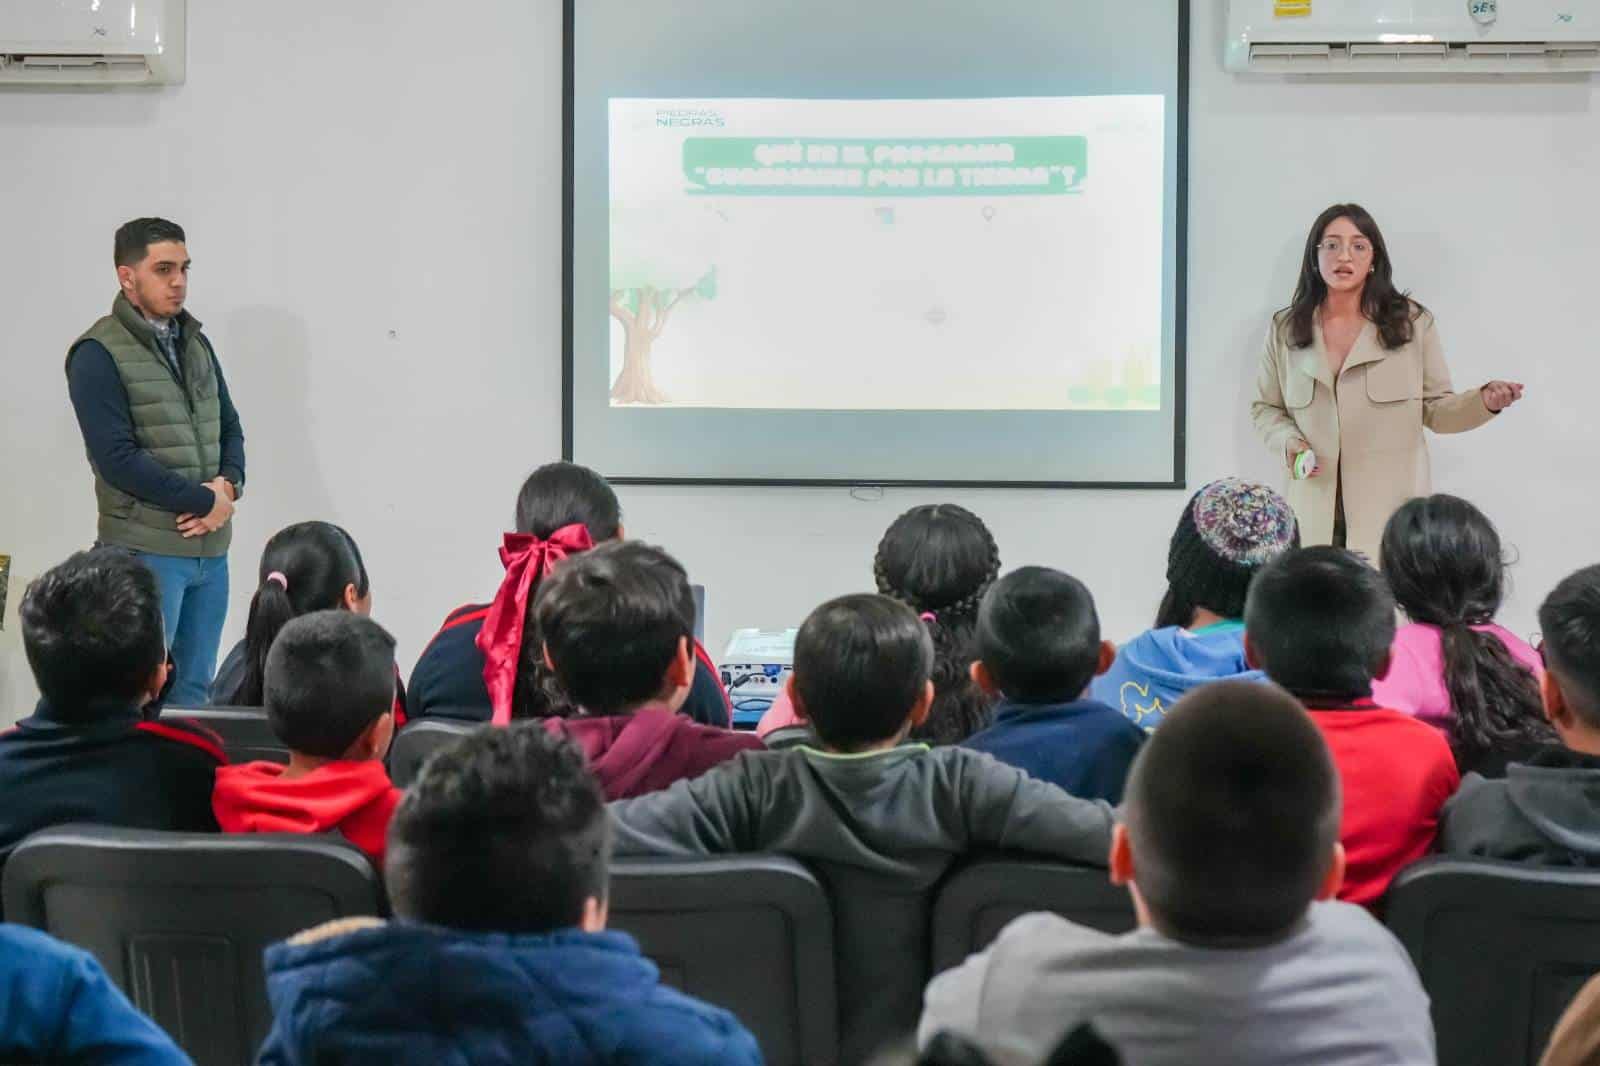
[1166,478,1299,619]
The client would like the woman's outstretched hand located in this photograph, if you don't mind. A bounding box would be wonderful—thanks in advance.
[1482,381,1524,413]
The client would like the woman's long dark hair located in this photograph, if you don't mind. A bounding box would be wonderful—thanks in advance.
[1381,495,1552,768]
[236,521,369,707]
[1279,203,1424,352]
[511,462,623,719]
[874,504,1001,745]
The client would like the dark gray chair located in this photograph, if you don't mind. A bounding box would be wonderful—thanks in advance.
[388,719,477,788]
[609,855,837,1066]
[692,583,706,642]
[1386,856,1600,1066]
[1,825,383,1066]
[168,707,289,765]
[931,855,1132,974]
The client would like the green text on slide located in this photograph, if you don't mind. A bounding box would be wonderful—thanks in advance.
[682,137,1088,197]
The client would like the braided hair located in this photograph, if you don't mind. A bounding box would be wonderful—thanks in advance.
[874,504,1001,744]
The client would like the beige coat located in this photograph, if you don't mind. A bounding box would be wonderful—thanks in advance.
[1251,310,1495,562]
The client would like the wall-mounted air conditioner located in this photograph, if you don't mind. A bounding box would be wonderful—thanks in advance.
[1227,0,1600,74]
[0,0,186,86]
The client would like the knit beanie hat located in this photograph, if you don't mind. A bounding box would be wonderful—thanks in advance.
[1166,478,1299,620]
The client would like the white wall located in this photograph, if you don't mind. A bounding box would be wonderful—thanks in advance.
[2,0,1597,723]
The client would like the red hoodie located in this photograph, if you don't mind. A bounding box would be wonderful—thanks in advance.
[212,760,402,868]
[544,706,764,801]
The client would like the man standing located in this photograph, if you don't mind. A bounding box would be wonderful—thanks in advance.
[66,218,246,707]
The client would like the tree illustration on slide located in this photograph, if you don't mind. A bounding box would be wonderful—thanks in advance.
[608,203,720,405]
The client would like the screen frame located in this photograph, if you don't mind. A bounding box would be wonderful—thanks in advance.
[563,0,1190,490]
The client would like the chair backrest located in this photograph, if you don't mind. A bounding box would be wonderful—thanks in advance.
[1386,856,1600,1066]
[931,855,1134,974]
[1,825,383,1066]
[609,855,837,1066]
[388,719,478,788]
[692,583,706,642]
[762,724,816,751]
[172,707,289,765]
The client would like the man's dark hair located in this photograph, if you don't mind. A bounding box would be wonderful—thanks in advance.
[1124,679,1341,943]
[387,723,610,933]
[114,217,187,268]
[21,549,167,714]
[1538,565,1600,731]
[976,566,1102,703]
[263,611,396,758]
[1244,547,1396,701]
[534,540,695,716]
[793,593,934,751]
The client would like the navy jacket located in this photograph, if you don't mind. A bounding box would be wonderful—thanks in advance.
[67,336,246,517]
[0,923,191,1064]
[408,603,732,728]
[259,919,761,1066]
[961,698,1145,804]
[0,700,224,874]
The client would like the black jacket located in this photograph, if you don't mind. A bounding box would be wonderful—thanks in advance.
[609,743,1116,1062]
[1439,746,1600,865]
[0,700,225,877]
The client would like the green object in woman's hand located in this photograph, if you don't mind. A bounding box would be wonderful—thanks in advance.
[1293,449,1317,480]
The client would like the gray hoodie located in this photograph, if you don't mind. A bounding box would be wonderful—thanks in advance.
[919,903,1434,1066]
[1439,747,1600,864]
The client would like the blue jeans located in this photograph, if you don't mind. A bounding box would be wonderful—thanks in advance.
[133,552,230,708]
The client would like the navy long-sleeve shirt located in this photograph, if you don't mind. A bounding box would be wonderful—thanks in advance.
[66,337,246,517]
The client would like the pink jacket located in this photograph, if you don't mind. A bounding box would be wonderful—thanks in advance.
[1372,622,1543,732]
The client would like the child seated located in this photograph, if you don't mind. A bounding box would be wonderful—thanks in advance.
[1245,547,1460,905]
[1440,565,1600,864]
[407,461,730,726]
[1375,494,1549,776]
[758,502,1002,744]
[919,681,1434,1065]
[0,922,189,1064]
[211,521,403,715]
[0,549,223,872]
[534,540,762,800]
[961,566,1144,803]
[257,724,759,1065]
[609,593,1116,1061]
[1091,478,1298,731]
[212,611,401,867]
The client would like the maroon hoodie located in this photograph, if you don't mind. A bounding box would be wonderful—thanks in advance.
[543,706,764,800]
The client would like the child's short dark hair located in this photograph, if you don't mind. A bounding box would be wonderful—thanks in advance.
[386,723,610,933]
[793,594,934,751]
[1124,679,1340,943]
[1244,547,1396,700]
[976,566,1101,703]
[1539,565,1600,730]
[534,540,695,716]
[21,549,167,714]
[263,611,396,758]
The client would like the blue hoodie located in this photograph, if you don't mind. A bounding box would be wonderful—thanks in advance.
[258,919,761,1066]
[0,923,190,1065]
[1090,622,1266,732]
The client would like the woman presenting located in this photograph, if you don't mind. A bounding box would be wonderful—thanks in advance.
[1252,203,1523,562]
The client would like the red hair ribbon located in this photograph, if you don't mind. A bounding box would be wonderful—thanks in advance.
[477,523,595,725]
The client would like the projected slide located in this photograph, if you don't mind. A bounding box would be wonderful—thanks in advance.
[607,96,1165,412]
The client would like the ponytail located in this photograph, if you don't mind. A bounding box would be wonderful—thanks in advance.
[1440,624,1552,770]
[235,580,297,707]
